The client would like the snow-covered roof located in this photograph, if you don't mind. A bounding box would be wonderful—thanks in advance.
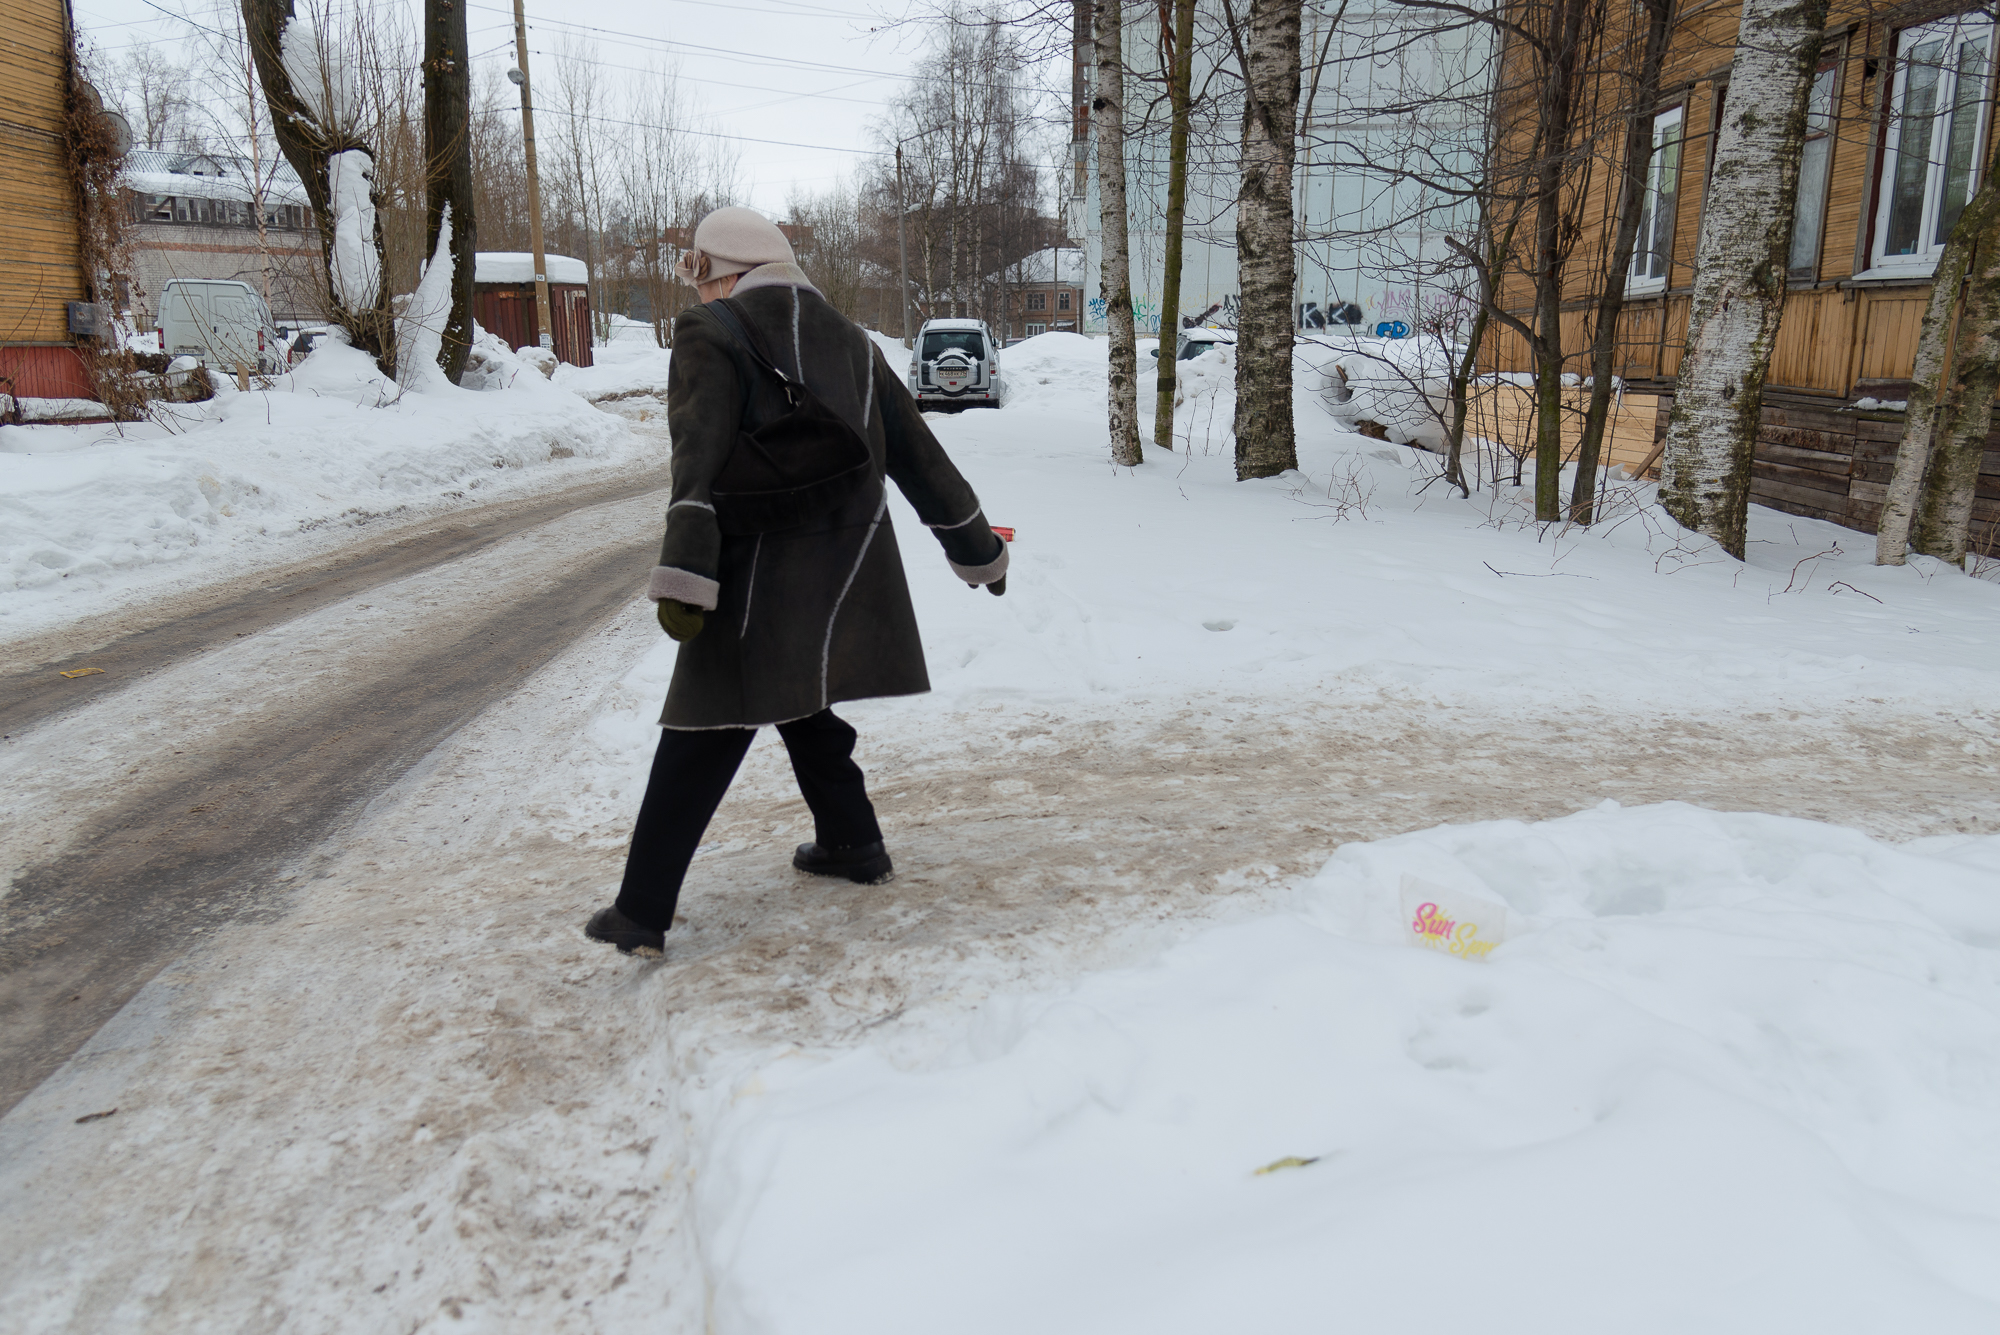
[123,148,310,207]
[990,246,1087,287]
[920,317,987,332]
[474,252,590,286]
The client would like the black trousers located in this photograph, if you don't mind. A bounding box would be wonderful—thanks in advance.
[615,709,882,931]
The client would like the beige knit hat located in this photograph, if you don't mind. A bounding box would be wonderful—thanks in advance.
[673,207,796,286]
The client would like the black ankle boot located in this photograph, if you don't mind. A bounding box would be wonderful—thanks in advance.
[793,840,894,885]
[584,906,665,956]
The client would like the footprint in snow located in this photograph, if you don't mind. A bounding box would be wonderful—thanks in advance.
[1203,619,1236,632]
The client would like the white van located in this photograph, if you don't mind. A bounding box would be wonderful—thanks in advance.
[159,279,285,374]
[908,318,1004,409]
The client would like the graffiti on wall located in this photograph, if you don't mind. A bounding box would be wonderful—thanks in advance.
[1086,297,1164,333]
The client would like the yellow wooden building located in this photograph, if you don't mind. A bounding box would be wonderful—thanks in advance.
[0,0,96,401]
[1487,1,1997,546]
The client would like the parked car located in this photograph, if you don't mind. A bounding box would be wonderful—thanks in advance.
[908,318,1004,408]
[159,278,284,375]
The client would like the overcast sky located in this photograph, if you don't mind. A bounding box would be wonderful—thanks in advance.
[71,0,980,214]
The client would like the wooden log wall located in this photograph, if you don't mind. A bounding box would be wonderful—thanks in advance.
[1647,392,2000,556]
[0,0,85,348]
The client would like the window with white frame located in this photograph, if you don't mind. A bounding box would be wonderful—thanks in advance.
[1628,105,1684,293]
[1871,14,1994,277]
[1789,60,1839,276]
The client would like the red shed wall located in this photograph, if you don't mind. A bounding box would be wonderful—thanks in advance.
[472,282,593,368]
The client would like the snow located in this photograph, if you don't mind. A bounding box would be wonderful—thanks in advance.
[0,335,647,638]
[1314,333,1458,447]
[279,16,359,133]
[394,204,454,390]
[123,168,309,207]
[701,803,2000,1333]
[599,329,2000,1321]
[9,328,2000,1328]
[550,335,673,423]
[1854,397,1909,412]
[473,252,591,286]
[326,149,379,310]
[0,396,111,423]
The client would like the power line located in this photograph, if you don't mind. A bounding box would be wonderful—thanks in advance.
[515,48,891,110]
[464,3,1038,94]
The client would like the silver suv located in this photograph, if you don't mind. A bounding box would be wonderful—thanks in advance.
[908,318,1004,409]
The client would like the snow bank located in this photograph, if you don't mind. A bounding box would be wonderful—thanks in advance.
[698,802,2000,1333]
[1313,334,1458,448]
[551,336,672,423]
[0,338,646,636]
[798,321,2000,720]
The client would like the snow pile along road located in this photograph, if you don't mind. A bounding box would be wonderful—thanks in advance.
[698,802,2000,1333]
[0,335,649,638]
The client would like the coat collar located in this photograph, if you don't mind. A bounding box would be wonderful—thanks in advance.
[729,262,823,299]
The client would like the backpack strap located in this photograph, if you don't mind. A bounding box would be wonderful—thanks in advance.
[705,298,802,405]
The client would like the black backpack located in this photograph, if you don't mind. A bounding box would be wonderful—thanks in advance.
[702,297,874,536]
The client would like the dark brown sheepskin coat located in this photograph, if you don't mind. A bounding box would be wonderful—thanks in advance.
[648,276,1006,729]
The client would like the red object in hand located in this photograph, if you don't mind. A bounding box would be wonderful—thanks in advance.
[991,526,1015,543]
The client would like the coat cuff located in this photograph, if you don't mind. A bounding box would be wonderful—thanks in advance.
[949,540,1009,586]
[648,566,720,610]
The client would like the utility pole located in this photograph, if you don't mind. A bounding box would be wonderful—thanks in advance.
[511,0,554,350]
[895,144,912,347]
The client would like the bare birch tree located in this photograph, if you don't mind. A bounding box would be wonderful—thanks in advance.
[1657,0,1831,558]
[1095,0,1143,465]
[1877,70,2000,569]
[1226,0,1301,480]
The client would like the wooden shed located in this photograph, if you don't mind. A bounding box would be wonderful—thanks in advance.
[472,253,592,368]
[0,0,96,400]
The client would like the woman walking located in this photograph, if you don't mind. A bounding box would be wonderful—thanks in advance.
[585,207,1008,957]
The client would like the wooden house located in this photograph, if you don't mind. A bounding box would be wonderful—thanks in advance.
[0,0,97,401]
[472,252,593,368]
[1486,1,1999,547]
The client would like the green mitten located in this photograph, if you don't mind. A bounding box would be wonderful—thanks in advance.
[656,598,706,642]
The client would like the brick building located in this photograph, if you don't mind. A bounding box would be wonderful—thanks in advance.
[994,246,1086,341]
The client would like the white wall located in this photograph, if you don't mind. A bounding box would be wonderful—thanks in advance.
[1077,0,1494,339]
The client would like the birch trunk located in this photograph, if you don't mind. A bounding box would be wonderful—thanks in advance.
[1911,221,2000,564]
[1094,0,1143,466]
[423,0,477,383]
[1231,0,1302,480]
[1572,0,1673,522]
[1876,132,2000,565]
[1658,0,1830,558]
[1152,0,1196,452]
